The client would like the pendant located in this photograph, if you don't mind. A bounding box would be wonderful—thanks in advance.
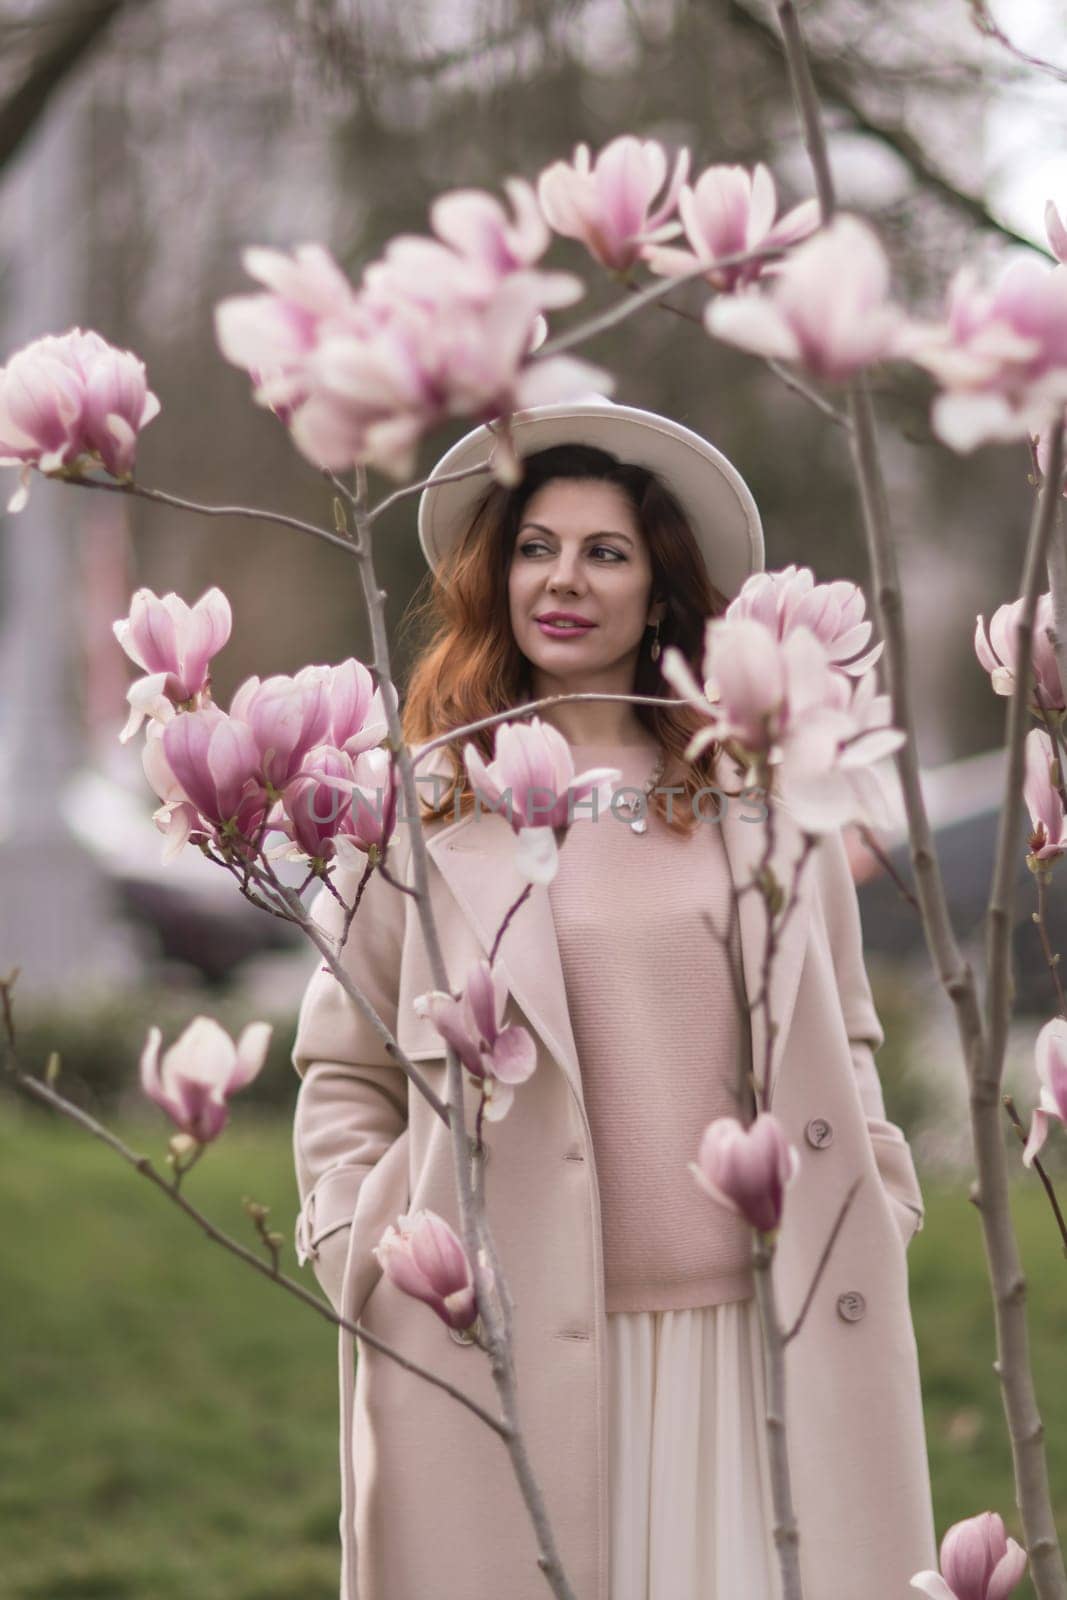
[630,815,648,835]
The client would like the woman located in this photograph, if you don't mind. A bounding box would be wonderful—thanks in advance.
[291,398,935,1600]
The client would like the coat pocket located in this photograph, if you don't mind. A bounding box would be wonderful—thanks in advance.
[344,1127,413,1324]
[866,1117,925,1250]
[885,1189,924,1250]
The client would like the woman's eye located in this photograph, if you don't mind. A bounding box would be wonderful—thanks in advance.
[517,541,624,561]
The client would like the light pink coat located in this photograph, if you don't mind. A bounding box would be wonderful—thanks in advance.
[291,743,936,1600]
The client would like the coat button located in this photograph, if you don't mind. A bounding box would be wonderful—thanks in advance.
[836,1291,866,1323]
[805,1118,834,1149]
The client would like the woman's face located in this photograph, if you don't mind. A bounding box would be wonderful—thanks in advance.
[506,477,665,704]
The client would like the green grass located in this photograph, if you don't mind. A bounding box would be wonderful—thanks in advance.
[0,1097,340,1600]
[914,1176,1067,1590]
[2,1095,1065,1597]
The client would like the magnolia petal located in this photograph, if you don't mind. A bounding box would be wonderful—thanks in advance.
[515,825,558,884]
[157,801,196,862]
[481,1079,516,1123]
[119,672,171,744]
[989,1537,1029,1598]
[705,293,801,363]
[412,988,480,1072]
[229,1020,273,1092]
[932,391,1027,454]
[139,1026,164,1102]
[684,724,721,761]
[908,1574,957,1600]
[660,642,715,712]
[6,466,31,513]
[1046,199,1067,264]
[1022,1106,1054,1168]
[489,1024,538,1085]
[687,1157,744,1218]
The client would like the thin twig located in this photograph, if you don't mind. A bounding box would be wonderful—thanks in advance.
[782,1176,863,1343]
[0,976,504,1436]
[966,1,1067,85]
[58,473,358,558]
[1003,1097,1067,1253]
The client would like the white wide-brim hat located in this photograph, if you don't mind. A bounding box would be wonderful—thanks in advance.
[416,395,764,600]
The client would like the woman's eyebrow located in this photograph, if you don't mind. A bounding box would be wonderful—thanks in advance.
[518,521,634,548]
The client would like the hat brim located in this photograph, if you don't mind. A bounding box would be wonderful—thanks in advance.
[416,399,764,600]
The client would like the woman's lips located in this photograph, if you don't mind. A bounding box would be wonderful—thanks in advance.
[536,619,596,639]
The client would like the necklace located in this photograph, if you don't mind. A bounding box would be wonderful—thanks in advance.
[615,745,667,835]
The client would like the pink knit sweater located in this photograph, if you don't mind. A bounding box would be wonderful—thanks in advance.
[548,739,756,1314]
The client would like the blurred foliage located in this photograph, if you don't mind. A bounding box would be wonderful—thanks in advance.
[5,984,301,1119]
[866,956,945,1140]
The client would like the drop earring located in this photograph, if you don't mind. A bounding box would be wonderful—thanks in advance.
[649,618,662,662]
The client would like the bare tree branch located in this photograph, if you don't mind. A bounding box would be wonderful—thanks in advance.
[966,0,1067,86]
[726,0,1052,256]
[0,0,155,171]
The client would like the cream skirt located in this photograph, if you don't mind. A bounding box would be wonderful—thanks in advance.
[607,1297,782,1600]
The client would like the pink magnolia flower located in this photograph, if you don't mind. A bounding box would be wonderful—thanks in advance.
[1024,728,1067,863]
[217,225,610,483]
[779,665,905,833]
[319,657,388,757]
[292,269,609,482]
[214,243,360,419]
[904,259,1067,453]
[689,1112,800,1234]
[273,744,355,867]
[662,616,837,758]
[0,327,160,510]
[114,586,232,739]
[974,592,1065,713]
[644,162,818,291]
[911,1510,1027,1600]
[362,178,557,316]
[1020,1016,1067,1168]
[430,178,550,277]
[726,564,883,676]
[160,705,269,854]
[321,745,401,863]
[705,214,907,383]
[141,719,203,862]
[661,618,903,833]
[537,134,689,272]
[140,1016,272,1144]
[373,1209,480,1332]
[229,667,333,790]
[463,716,622,883]
[413,959,537,1121]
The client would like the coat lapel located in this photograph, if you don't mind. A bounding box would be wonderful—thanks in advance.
[422,744,818,1110]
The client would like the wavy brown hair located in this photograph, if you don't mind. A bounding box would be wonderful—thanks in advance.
[400,442,749,836]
